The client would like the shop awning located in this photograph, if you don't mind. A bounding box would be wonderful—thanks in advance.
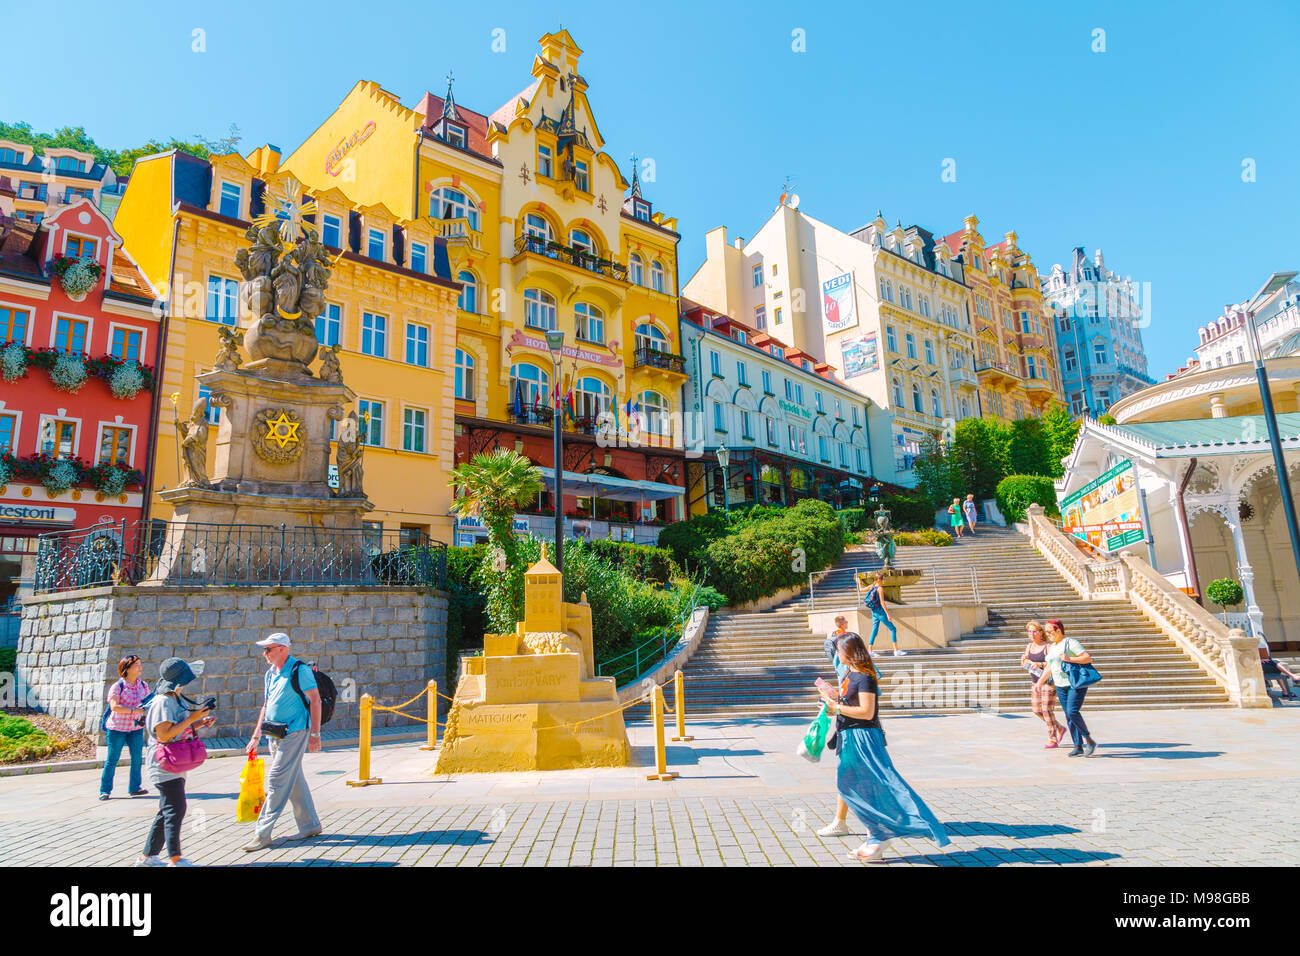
[536,468,684,502]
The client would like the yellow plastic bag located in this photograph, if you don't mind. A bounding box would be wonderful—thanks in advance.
[236,754,265,823]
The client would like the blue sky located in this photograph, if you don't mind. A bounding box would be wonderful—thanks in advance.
[7,0,1297,380]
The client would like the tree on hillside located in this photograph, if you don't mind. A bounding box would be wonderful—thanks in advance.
[0,120,241,178]
[1009,417,1051,476]
[950,418,1010,500]
[1040,404,1081,478]
[912,429,956,505]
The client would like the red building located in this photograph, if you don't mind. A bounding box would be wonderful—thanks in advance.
[0,195,161,603]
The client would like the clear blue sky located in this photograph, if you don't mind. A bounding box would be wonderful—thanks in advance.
[7,0,1297,380]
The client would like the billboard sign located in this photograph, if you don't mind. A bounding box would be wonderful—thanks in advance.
[822,272,858,333]
[841,332,879,378]
[1059,459,1145,552]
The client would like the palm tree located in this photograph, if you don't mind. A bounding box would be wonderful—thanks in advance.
[451,448,544,629]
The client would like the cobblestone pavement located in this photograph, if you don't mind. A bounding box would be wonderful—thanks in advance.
[2,708,1297,867]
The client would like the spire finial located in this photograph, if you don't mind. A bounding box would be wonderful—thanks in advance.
[629,153,641,198]
[442,69,459,122]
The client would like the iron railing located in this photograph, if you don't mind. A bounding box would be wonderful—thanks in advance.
[633,346,686,374]
[513,234,629,281]
[596,582,703,686]
[33,519,447,594]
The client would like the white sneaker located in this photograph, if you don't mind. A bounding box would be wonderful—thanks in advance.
[816,819,851,836]
[167,858,194,867]
[132,855,165,867]
[895,649,908,657]
[847,841,889,862]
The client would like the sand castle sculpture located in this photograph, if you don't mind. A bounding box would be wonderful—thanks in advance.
[434,558,631,772]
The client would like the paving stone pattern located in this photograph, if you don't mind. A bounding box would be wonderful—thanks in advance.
[17,585,448,738]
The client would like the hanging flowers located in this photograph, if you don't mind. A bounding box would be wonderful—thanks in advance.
[49,254,104,299]
[0,342,27,383]
[108,361,145,400]
[95,464,130,497]
[49,353,88,394]
[0,457,11,488]
[42,459,79,495]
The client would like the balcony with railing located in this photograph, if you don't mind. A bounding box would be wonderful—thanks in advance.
[975,359,1022,389]
[513,234,629,282]
[433,216,483,250]
[633,346,686,374]
[948,365,980,389]
[16,183,46,202]
[1022,372,1055,394]
[1116,363,1155,386]
[1016,331,1047,351]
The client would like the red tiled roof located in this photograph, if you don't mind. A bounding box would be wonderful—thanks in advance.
[0,216,40,279]
[107,245,155,300]
[416,92,495,160]
[941,230,966,256]
[488,80,541,130]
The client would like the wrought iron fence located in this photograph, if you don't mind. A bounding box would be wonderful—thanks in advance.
[33,519,448,594]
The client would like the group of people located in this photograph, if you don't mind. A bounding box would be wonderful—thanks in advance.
[1020,619,1099,756]
[99,632,326,866]
[947,494,979,539]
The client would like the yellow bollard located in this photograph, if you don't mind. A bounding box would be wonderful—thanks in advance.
[346,693,383,787]
[670,668,694,742]
[645,684,678,781]
[420,680,438,751]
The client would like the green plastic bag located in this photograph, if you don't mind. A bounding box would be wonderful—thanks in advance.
[798,704,831,762]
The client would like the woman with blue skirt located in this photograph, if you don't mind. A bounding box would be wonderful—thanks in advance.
[815,634,951,862]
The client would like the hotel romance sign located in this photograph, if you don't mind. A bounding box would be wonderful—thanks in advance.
[1059,459,1145,553]
[506,329,622,367]
[325,121,376,177]
[778,398,813,422]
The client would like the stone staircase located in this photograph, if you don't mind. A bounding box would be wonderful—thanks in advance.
[664,525,1230,719]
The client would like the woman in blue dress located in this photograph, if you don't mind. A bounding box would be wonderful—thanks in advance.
[815,634,951,862]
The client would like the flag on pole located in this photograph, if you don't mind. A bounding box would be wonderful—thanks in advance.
[512,380,524,420]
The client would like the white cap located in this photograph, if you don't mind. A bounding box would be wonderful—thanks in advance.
[256,632,291,648]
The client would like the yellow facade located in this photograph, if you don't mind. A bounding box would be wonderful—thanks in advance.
[945,215,1065,420]
[280,32,687,508]
[114,146,460,541]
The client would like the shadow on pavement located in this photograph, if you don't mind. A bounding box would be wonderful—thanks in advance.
[889,846,1121,866]
[942,821,1079,838]
[299,829,491,847]
[1093,744,1223,760]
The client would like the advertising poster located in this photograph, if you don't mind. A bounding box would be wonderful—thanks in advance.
[823,272,858,333]
[841,332,880,378]
[1059,459,1145,552]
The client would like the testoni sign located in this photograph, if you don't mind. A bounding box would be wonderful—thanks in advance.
[778,398,813,421]
[0,504,78,524]
[1059,458,1145,553]
[325,121,376,177]
[822,272,858,333]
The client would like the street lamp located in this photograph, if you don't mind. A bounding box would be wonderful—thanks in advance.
[545,329,565,571]
[716,443,730,513]
[1243,270,1300,588]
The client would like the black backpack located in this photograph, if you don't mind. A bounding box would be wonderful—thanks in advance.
[290,660,337,725]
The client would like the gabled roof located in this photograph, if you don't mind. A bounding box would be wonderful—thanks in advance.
[416,91,496,160]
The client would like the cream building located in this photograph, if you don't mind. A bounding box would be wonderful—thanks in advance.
[684,201,978,486]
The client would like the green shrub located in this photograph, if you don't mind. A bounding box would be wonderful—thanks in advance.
[0,646,14,674]
[0,714,68,763]
[444,545,488,661]
[883,494,938,530]
[583,539,679,584]
[995,474,1059,524]
[700,499,844,606]
[894,530,953,546]
[1205,578,1244,611]
[837,507,867,534]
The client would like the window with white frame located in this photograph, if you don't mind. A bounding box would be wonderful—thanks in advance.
[886,326,897,352]
[405,323,429,366]
[754,306,766,330]
[641,391,670,436]
[931,389,942,418]
[650,260,665,293]
[818,435,830,462]
[366,228,386,261]
[1063,349,1077,373]
[737,360,748,386]
[510,362,549,408]
[321,213,341,249]
[1093,341,1107,364]
[110,326,143,362]
[912,384,923,413]
[430,187,480,231]
[635,323,667,353]
[316,303,341,347]
[358,400,384,446]
[761,369,773,394]
[575,303,604,343]
[741,410,752,439]
[628,254,644,285]
[766,416,777,447]
[752,264,762,287]
[892,378,903,406]
[455,349,476,401]
[524,289,557,331]
[537,145,553,178]
[573,159,589,192]
[402,407,427,453]
[713,402,725,432]
[206,276,239,326]
[98,424,132,466]
[41,416,77,457]
[409,242,428,274]
[905,332,916,359]
[361,312,387,357]
[218,182,241,219]
[709,350,720,376]
[924,339,935,365]
[576,376,611,421]
[457,272,478,314]
[54,316,89,354]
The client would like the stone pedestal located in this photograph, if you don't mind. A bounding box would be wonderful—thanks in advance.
[856,569,924,604]
[434,558,630,772]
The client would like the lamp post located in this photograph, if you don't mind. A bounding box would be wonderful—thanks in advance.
[716,443,730,513]
[1244,270,1300,588]
[546,329,565,571]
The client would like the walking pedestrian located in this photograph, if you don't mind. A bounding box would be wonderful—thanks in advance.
[814,635,950,861]
[948,498,964,539]
[1035,619,1098,757]
[134,658,214,867]
[824,615,855,679]
[863,571,906,657]
[963,494,979,536]
[100,655,150,800]
[243,632,322,852]
[1020,622,1064,748]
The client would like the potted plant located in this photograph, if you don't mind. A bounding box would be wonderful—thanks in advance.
[49,254,104,302]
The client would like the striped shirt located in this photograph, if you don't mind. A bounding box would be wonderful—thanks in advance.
[106,678,150,732]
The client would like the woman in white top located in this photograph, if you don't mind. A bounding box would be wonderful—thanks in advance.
[1033,619,1098,757]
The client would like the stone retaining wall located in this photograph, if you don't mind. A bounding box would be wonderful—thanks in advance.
[17,585,449,741]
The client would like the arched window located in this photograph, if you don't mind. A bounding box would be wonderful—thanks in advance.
[650,260,665,293]
[570,229,594,254]
[635,322,668,353]
[931,389,942,418]
[575,376,611,422]
[892,378,903,407]
[912,384,923,414]
[509,362,549,408]
[523,213,554,256]
[455,348,476,400]
[429,186,480,231]
[524,289,557,330]
[574,303,604,344]
[457,271,478,314]
[640,390,670,436]
[629,254,644,285]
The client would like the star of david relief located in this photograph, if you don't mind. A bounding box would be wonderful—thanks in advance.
[252,407,306,464]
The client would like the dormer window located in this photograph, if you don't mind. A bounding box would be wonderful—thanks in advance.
[573,159,590,193]
[65,235,97,260]
[321,213,341,249]
[444,124,466,148]
[0,147,22,164]
[55,156,86,173]
[633,200,651,222]
[771,345,784,359]
[367,227,386,262]
[218,181,242,219]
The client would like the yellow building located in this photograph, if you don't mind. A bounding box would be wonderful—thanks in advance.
[278,31,689,545]
[941,216,1064,420]
[113,145,461,542]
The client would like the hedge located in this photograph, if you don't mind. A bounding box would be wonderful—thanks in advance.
[582,540,679,584]
[995,474,1059,524]
[893,530,953,546]
[444,544,489,661]
[699,499,844,606]
[884,494,938,530]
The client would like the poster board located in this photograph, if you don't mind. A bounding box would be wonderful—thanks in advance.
[1059,459,1144,552]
